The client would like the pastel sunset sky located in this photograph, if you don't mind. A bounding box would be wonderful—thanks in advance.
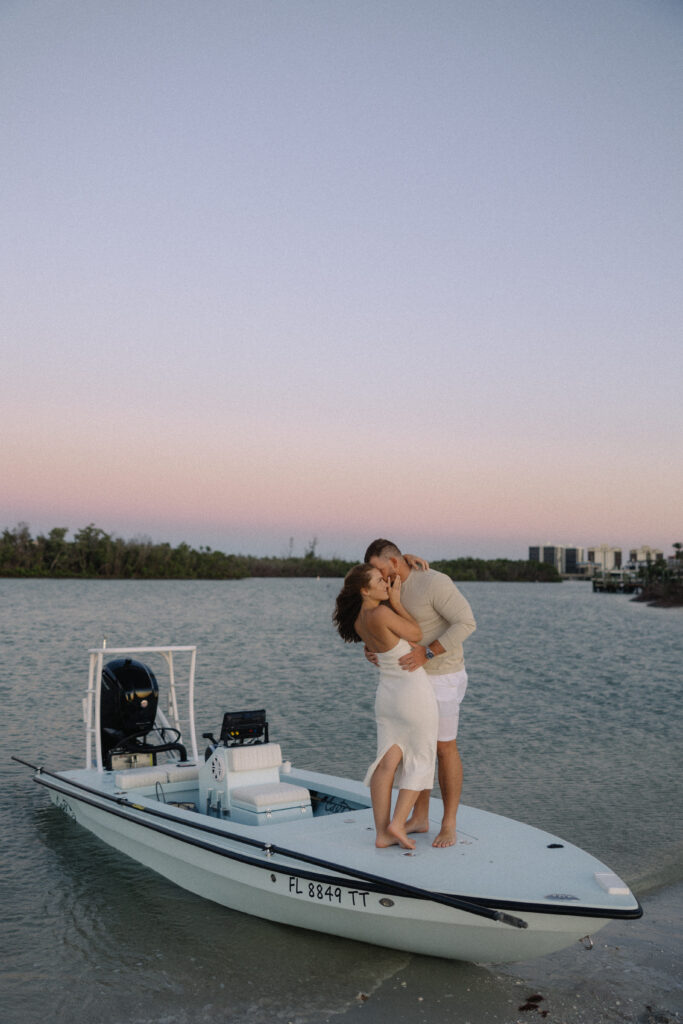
[2,1,681,560]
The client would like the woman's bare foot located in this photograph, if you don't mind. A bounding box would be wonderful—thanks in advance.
[405,815,430,835]
[387,821,416,850]
[432,824,456,848]
[375,830,399,848]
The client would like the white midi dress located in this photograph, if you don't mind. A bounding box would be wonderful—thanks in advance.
[363,638,438,792]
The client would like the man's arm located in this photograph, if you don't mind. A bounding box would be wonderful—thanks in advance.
[398,574,475,671]
[430,575,476,651]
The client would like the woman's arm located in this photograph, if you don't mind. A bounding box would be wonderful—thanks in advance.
[373,604,422,643]
[383,576,422,641]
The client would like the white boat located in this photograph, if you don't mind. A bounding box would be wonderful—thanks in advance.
[14,644,641,964]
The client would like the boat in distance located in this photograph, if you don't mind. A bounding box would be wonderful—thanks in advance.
[14,644,642,964]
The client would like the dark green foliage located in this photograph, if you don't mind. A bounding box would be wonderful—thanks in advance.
[432,557,561,583]
[0,522,349,579]
[0,522,247,580]
[1,522,562,582]
[633,578,683,606]
[632,546,683,606]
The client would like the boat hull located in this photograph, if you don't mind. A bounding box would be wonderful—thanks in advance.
[41,770,638,964]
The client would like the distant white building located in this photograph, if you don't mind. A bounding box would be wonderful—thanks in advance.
[628,545,663,564]
[528,544,584,573]
[530,542,668,575]
[529,544,561,571]
[586,545,622,571]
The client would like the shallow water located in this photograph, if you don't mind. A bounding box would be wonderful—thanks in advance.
[1,578,681,1023]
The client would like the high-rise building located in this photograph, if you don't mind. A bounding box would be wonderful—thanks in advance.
[564,547,584,573]
[586,545,622,571]
[528,544,572,573]
[530,541,663,574]
[629,545,663,564]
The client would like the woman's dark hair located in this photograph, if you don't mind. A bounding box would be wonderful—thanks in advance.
[333,563,374,643]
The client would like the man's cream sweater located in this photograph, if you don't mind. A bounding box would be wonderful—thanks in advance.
[401,568,476,675]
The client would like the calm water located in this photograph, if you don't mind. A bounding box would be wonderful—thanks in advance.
[1,579,681,1024]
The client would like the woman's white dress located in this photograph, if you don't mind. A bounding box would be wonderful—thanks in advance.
[363,638,438,791]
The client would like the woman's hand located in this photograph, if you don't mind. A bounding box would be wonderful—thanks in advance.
[364,644,379,667]
[387,574,402,609]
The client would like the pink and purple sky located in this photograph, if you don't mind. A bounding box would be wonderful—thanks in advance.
[2,1,681,560]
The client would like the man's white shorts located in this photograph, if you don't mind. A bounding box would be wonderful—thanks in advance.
[430,668,468,742]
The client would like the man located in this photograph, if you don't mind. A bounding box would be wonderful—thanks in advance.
[364,538,476,848]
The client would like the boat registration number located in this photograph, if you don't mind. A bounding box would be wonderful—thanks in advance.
[288,877,370,907]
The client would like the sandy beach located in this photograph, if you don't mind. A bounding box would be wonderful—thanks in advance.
[329,882,682,1024]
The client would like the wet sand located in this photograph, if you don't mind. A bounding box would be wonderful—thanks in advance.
[329,882,682,1024]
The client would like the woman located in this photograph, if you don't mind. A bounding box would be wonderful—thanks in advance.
[333,564,438,850]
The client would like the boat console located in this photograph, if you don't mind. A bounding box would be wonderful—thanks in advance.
[199,708,312,825]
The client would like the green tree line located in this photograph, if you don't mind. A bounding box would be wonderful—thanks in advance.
[431,557,560,583]
[633,541,683,607]
[0,522,561,582]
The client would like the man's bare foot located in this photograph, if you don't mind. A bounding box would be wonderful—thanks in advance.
[405,815,430,835]
[387,821,416,850]
[432,825,456,848]
[375,830,399,848]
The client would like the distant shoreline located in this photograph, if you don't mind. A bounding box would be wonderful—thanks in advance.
[0,524,562,583]
[631,581,683,608]
[0,560,561,583]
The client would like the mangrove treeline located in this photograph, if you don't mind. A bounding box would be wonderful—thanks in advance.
[632,543,683,607]
[0,523,561,583]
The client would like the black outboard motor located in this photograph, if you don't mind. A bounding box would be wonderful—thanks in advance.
[100,658,187,769]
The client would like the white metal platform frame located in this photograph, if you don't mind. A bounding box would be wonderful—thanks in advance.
[83,644,199,771]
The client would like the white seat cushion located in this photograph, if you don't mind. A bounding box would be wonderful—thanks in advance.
[115,766,169,789]
[115,763,199,789]
[226,743,282,772]
[166,764,199,783]
[230,781,310,810]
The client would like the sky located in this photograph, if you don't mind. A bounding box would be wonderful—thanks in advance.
[2,0,681,560]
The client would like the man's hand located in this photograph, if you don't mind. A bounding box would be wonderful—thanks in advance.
[398,642,428,672]
[404,553,429,571]
[364,645,379,667]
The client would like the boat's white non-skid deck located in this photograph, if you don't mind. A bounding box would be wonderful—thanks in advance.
[272,785,631,912]
[61,763,636,916]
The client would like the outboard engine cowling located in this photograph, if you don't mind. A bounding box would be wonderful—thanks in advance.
[100,658,187,769]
